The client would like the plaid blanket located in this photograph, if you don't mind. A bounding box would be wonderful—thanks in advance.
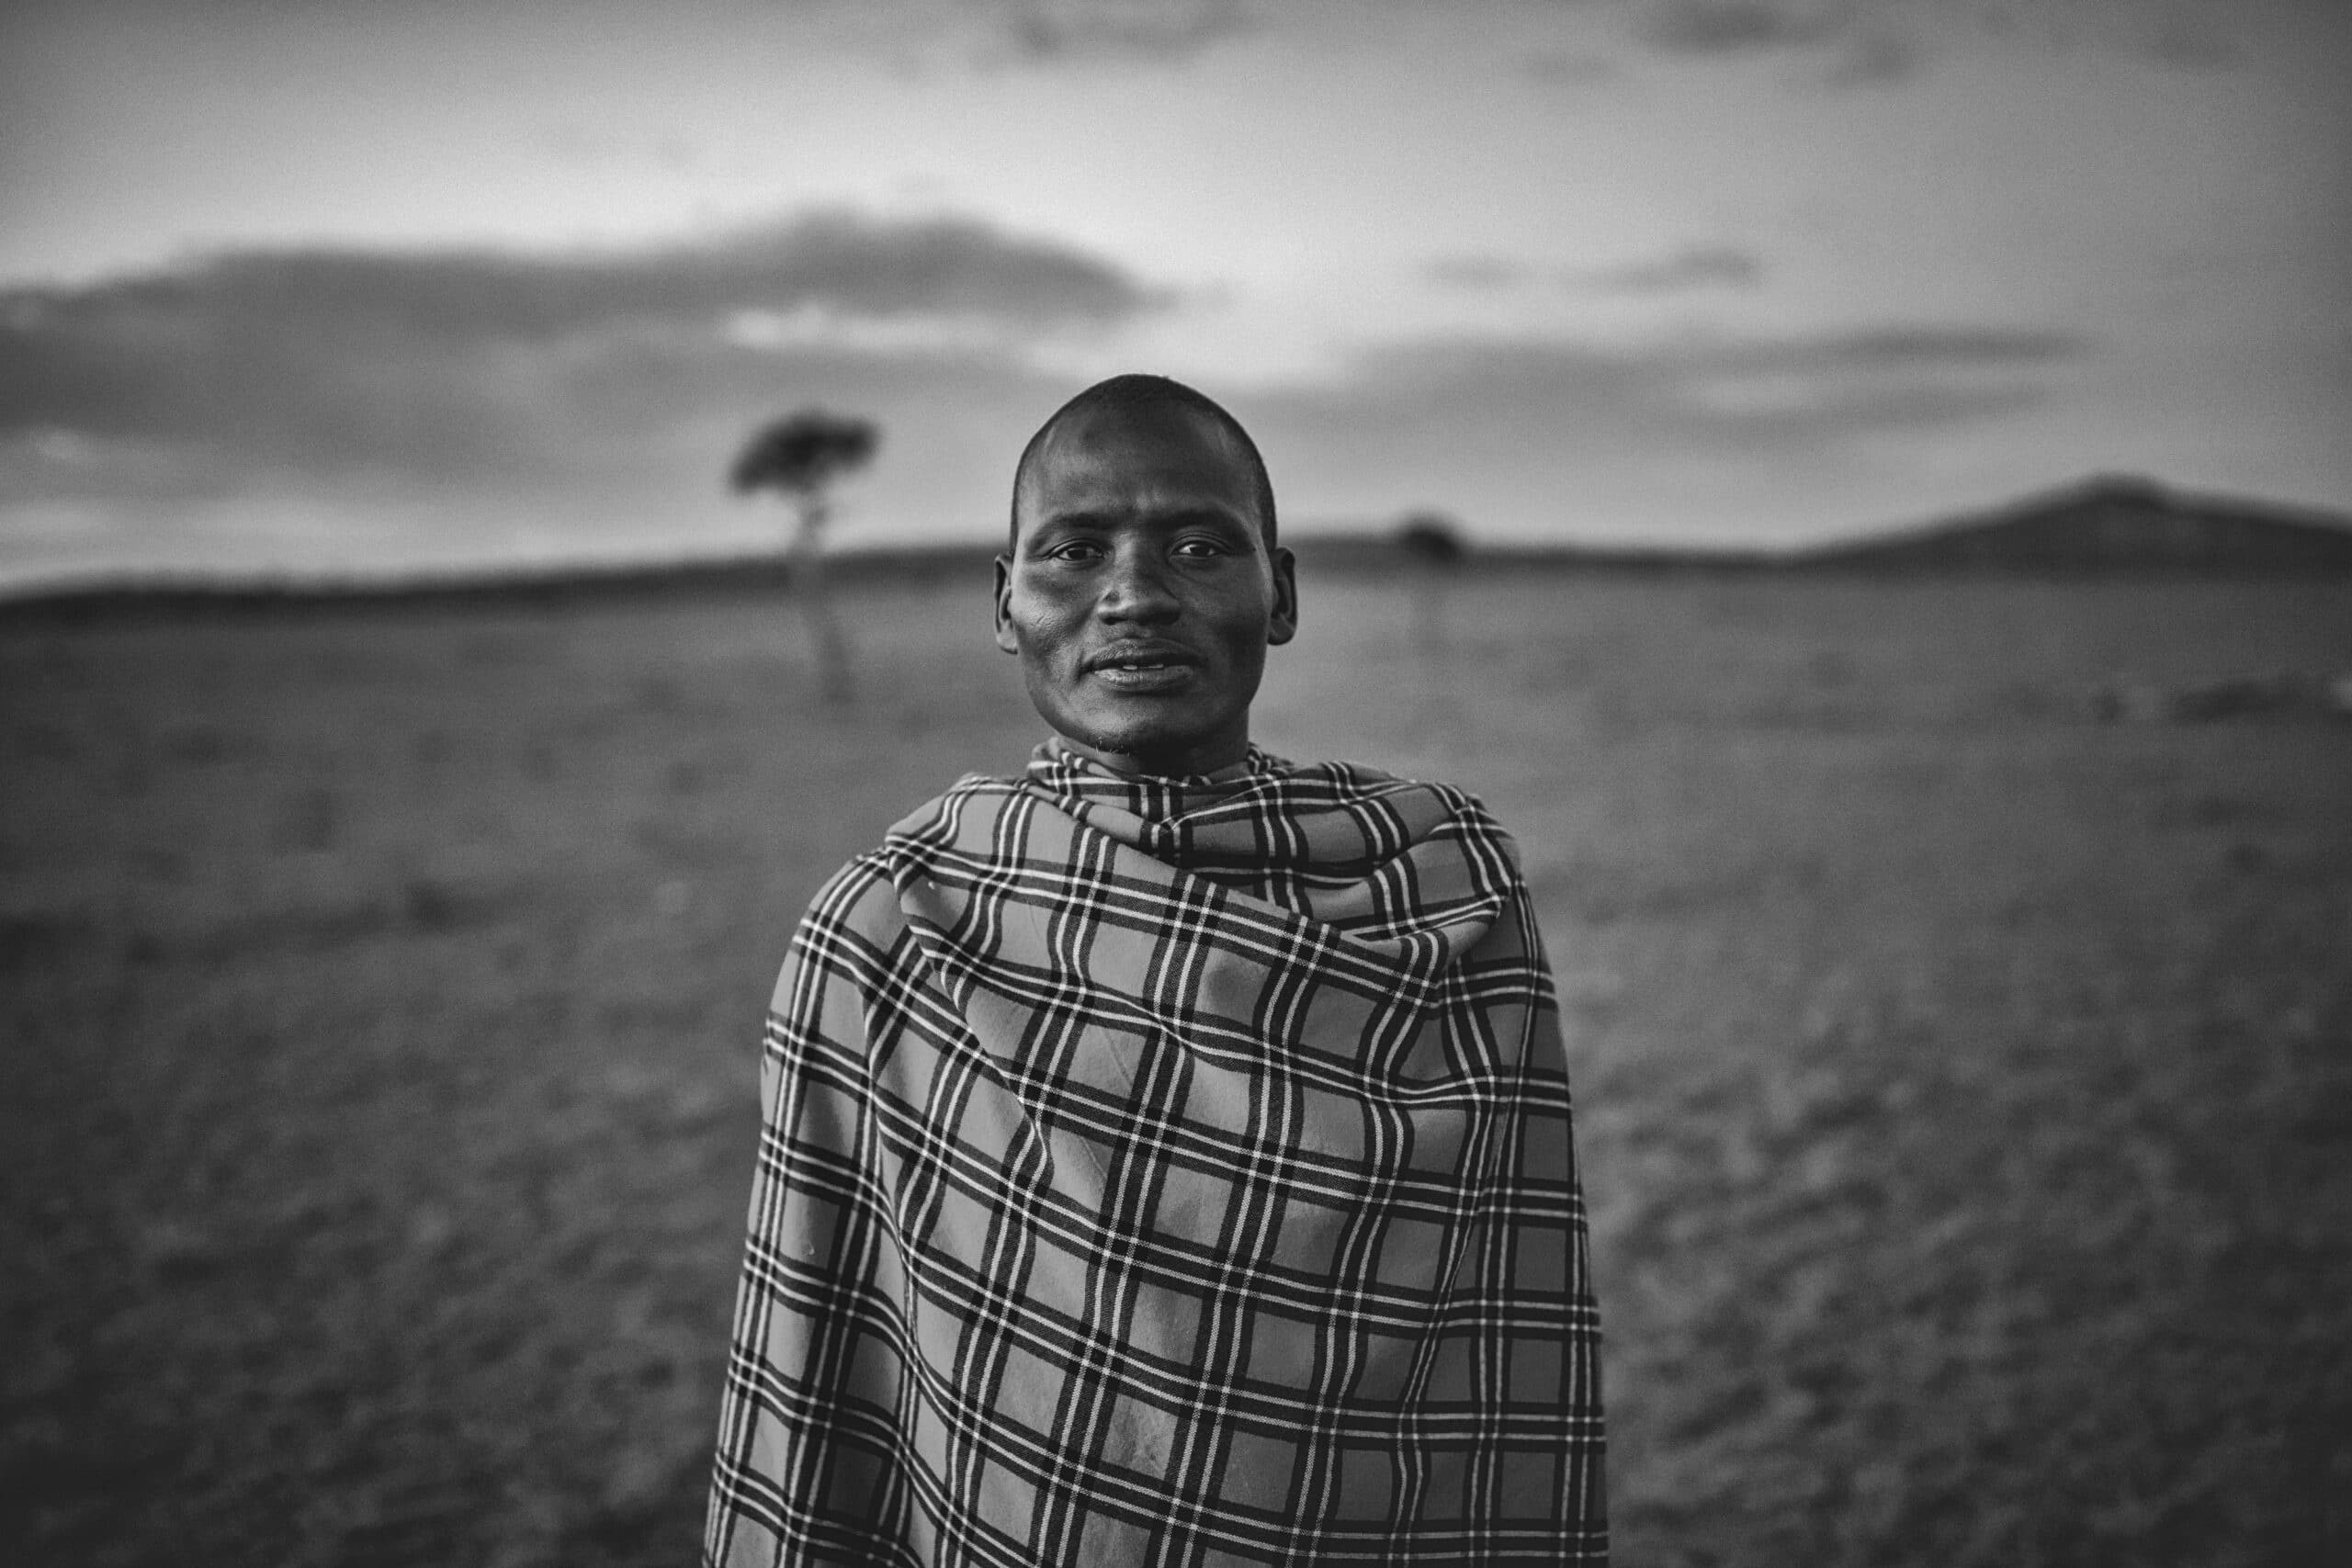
[706,743,1605,1565]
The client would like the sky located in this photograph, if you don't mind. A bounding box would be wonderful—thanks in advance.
[2,0,2347,584]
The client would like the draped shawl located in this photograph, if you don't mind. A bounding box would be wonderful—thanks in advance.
[706,743,1605,1566]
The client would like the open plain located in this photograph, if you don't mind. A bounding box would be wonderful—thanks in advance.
[4,568,2349,1566]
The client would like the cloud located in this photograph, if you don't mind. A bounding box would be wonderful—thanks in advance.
[1231,321,2092,527]
[2143,12,2237,71]
[1521,50,1617,85]
[0,205,2104,574]
[1423,255,1532,291]
[1363,322,2086,441]
[6,209,1151,348]
[1745,324,2089,368]
[1628,0,1939,84]
[0,221,2082,502]
[1663,325,2091,441]
[0,210,1161,491]
[0,209,1174,583]
[1580,244,1765,293]
[1628,0,2247,80]
[1821,22,1921,83]
[1635,0,1853,54]
[1079,317,2100,549]
[1426,244,1764,297]
[989,0,1252,64]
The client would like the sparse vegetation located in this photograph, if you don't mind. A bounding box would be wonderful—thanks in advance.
[729,409,879,700]
[1395,510,1467,652]
[3,572,2348,1566]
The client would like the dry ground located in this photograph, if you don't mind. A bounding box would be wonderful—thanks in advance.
[3,570,2348,1566]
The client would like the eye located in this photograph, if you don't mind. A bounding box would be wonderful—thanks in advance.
[1043,537,1106,562]
[1171,535,1238,559]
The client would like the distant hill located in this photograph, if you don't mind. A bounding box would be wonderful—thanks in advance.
[1302,475,2352,576]
[1791,475,2352,572]
[8,475,2349,624]
[0,544,1001,626]
[1284,533,1775,576]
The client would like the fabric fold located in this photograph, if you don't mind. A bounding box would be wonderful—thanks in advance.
[707,742,1605,1566]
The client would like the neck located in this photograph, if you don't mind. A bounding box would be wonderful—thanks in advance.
[1056,733,1250,780]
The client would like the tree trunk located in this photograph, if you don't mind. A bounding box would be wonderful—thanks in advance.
[1411,571,1449,658]
[788,503,853,704]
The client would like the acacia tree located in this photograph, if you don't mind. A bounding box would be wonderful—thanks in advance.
[729,409,879,700]
[1395,510,1467,655]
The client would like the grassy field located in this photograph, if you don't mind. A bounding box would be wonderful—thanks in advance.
[4,569,2348,1566]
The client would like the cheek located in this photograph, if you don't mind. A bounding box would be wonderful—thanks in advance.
[1204,590,1277,649]
[1018,605,1076,650]
[1009,600,1091,668]
[1011,576,1089,626]
[1004,590,1064,640]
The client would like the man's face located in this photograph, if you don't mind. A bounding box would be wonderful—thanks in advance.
[996,402,1297,777]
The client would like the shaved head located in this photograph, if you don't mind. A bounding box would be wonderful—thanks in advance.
[993,370,1296,777]
[1009,374,1276,549]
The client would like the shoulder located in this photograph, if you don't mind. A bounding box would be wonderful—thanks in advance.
[794,771,1021,934]
[1279,757,1516,840]
[768,773,1024,1014]
[881,770,1022,840]
[1272,754,1478,806]
[797,849,901,941]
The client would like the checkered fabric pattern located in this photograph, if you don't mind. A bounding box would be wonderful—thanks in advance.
[706,742,1605,1566]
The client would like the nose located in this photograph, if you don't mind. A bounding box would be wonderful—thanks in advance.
[1095,541,1180,624]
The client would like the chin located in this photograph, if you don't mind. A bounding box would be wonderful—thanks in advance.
[1060,704,1215,766]
[1075,714,1187,759]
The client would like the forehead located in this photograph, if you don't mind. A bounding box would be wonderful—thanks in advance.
[1016,402,1260,532]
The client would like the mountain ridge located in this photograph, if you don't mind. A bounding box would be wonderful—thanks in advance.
[6,474,2349,620]
[1786,473,2352,571]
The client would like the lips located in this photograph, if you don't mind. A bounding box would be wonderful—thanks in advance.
[1082,641,1202,694]
[1083,642,1202,674]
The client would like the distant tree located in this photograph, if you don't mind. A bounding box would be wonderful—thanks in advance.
[729,410,880,701]
[730,410,879,546]
[1395,510,1468,653]
[1396,513,1467,569]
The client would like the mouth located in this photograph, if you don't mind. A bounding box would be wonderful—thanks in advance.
[1084,643,1201,691]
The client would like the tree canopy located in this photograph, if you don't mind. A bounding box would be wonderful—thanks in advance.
[1396,510,1468,568]
[729,410,879,502]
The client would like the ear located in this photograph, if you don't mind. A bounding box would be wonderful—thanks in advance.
[1265,546,1299,647]
[992,555,1020,654]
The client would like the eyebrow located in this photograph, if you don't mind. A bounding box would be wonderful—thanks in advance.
[1028,506,1257,540]
[1013,494,1272,558]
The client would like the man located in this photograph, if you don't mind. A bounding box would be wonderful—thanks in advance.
[705,376,1605,1564]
